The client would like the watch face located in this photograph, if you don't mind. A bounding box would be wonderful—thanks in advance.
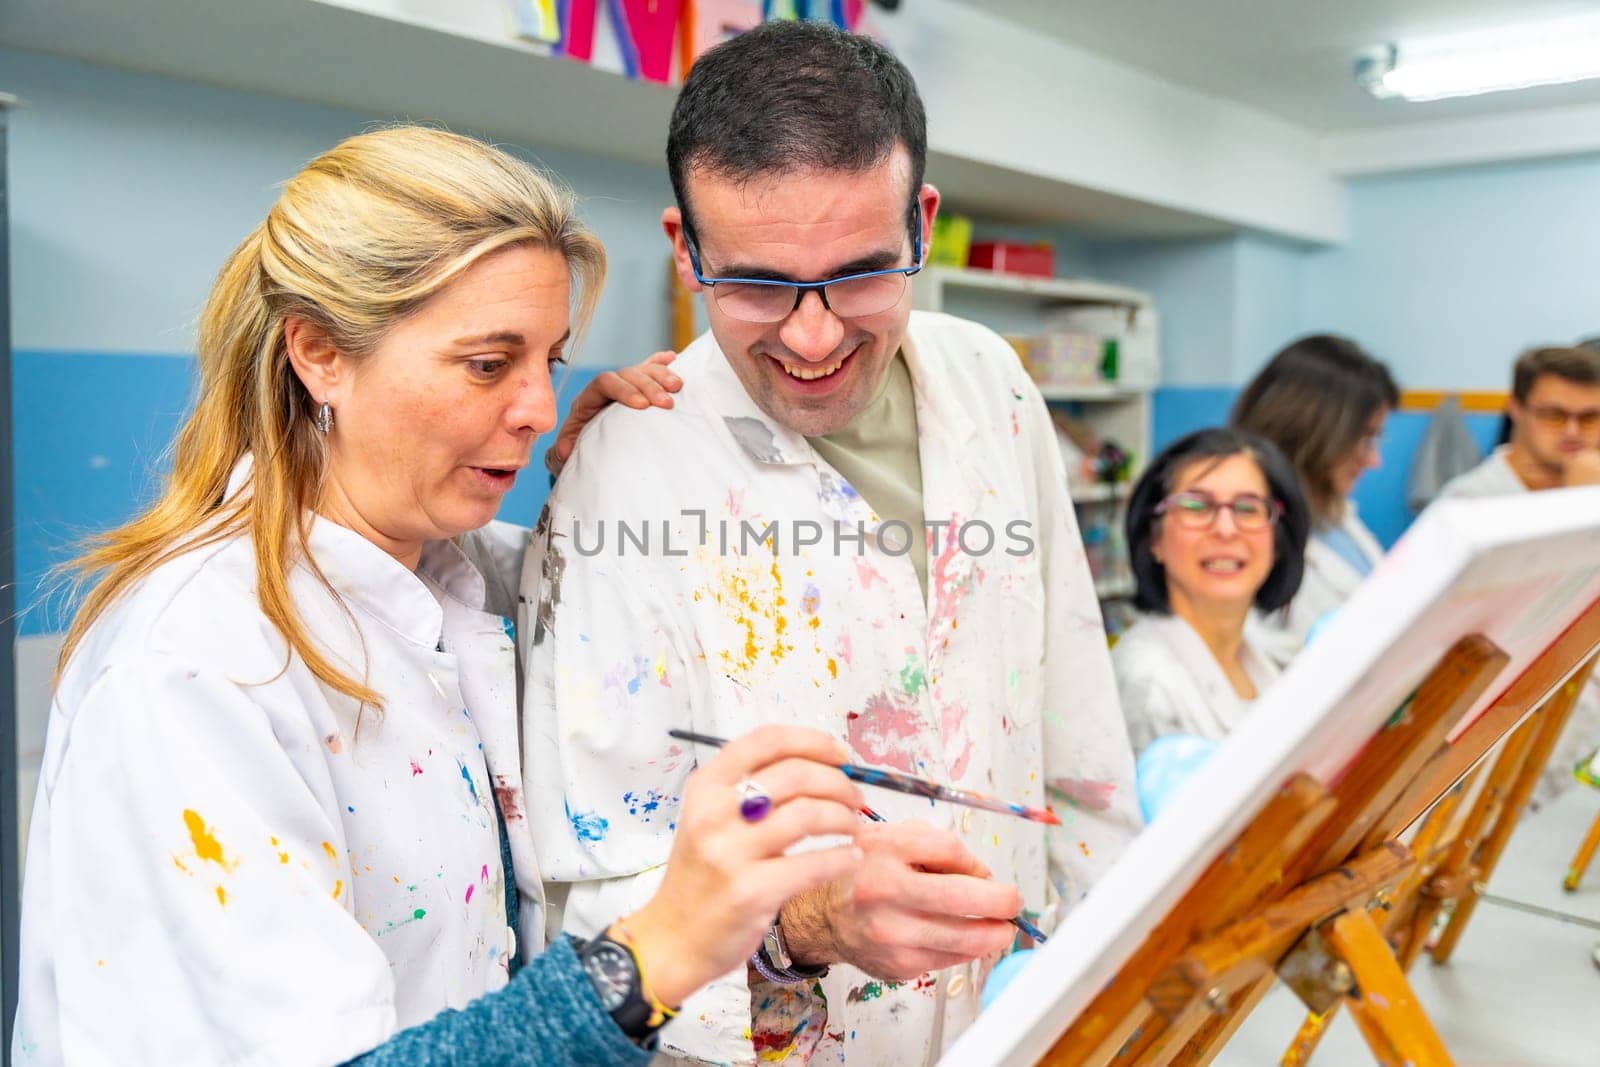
[582,942,636,1013]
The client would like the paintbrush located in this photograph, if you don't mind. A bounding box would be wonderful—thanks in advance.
[668,729,1061,825]
[668,727,1052,945]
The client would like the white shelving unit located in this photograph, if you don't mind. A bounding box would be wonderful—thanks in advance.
[912,266,1158,605]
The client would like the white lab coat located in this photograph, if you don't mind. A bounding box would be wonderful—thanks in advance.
[1435,450,1600,801]
[1252,502,1385,667]
[519,311,1140,1065]
[13,502,539,1066]
[1112,613,1280,754]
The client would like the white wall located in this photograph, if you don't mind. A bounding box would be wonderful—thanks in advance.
[5,45,681,364]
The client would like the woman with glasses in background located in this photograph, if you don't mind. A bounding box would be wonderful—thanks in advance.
[1230,335,1399,666]
[1114,429,1311,754]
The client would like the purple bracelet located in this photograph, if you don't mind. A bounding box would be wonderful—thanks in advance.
[750,944,827,985]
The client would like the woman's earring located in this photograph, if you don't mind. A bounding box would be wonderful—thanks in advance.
[316,402,334,435]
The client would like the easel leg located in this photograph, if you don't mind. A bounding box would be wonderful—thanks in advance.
[1432,657,1597,964]
[1325,909,1454,1067]
[1564,804,1600,892]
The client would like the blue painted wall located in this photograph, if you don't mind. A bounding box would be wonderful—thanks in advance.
[11,350,600,635]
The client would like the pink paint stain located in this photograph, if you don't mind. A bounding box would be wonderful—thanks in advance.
[410,759,423,777]
[853,557,885,590]
[324,733,343,755]
[1049,777,1117,813]
[846,692,925,773]
[465,884,475,904]
[835,631,854,669]
[927,511,970,637]
[939,701,974,779]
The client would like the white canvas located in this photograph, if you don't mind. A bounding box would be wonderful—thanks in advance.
[948,487,1600,1066]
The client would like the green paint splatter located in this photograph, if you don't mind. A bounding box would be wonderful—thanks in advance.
[848,981,886,1003]
[413,908,427,920]
[1008,668,1019,691]
[899,657,926,696]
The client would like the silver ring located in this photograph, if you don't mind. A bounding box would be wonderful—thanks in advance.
[737,778,773,822]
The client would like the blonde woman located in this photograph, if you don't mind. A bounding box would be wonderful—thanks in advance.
[12,128,864,1065]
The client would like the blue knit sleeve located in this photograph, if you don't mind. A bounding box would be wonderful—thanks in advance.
[343,936,652,1067]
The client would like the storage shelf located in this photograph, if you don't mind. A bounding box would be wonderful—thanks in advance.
[1038,383,1147,402]
[923,266,1151,308]
[1070,483,1131,504]
[1093,576,1137,600]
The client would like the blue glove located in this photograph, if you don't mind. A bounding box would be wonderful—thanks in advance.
[981,949,1038,1010]
[1135,734,1219,823]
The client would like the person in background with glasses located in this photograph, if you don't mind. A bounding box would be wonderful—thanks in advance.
[518,19,1139,1064]
[1114,429,1311,755]
[1434,343,1600,816]
[1230,335,1399,667]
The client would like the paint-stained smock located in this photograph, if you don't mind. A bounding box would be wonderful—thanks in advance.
[12,507,543,1065]
[1112,613,1280,754]
[520,311,1141,1065]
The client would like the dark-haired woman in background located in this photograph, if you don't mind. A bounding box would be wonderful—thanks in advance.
[1114,428,1311,753]
[1231,334,1398,665]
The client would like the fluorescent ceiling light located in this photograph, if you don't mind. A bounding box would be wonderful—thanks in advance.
[1356,17,1600,102]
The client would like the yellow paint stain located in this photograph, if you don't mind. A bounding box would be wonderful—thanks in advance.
[392,875,401,884]
[808,615,820,630]
[758,1048,796,1063]
[1078,841,1091,857]
[993,835,1000,847]
[97,959,105,968]
[322,841,338,863]
[172,855,191,874]
[333,879,343,901]
[827,658,838,679]
[215,885,227,907]
[711,548,795,679]
[182,810,238,872]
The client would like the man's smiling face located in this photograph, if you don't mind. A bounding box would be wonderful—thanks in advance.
[669,146,937,437]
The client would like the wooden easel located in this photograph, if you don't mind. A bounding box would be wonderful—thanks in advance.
[1038,596,1600,1067]
[1280,645,1600,1065]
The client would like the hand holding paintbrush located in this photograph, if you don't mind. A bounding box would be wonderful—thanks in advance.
[669,729,1050,945]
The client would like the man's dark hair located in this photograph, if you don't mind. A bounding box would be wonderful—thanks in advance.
[666,20,927,234]
[1125,428,1311,616]
[1511,344,1600,403]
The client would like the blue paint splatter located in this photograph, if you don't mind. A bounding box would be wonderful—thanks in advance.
[565,799,610,843]
[622,789,677,823]
[457,760,481,805]
[500,616,516,642]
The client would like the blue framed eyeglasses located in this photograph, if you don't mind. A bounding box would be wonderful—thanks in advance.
[682,199,924,324]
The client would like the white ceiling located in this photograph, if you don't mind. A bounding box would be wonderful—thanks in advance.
[950,0,1600,131]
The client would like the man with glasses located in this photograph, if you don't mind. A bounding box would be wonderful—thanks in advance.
[519,19,1138,1064]
[1440,344,1600,499]
[1436,344,1600,918]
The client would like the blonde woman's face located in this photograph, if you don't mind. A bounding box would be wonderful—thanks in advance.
[324,244,569,561]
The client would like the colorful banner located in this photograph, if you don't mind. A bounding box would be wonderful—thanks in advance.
[512,0,878,85]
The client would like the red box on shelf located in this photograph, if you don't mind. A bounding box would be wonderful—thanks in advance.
[967,240,1054,278]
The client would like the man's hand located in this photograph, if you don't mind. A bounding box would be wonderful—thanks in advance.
[545,351,681,476]
[777,821,1022,981]
[1561,448,1600,487]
